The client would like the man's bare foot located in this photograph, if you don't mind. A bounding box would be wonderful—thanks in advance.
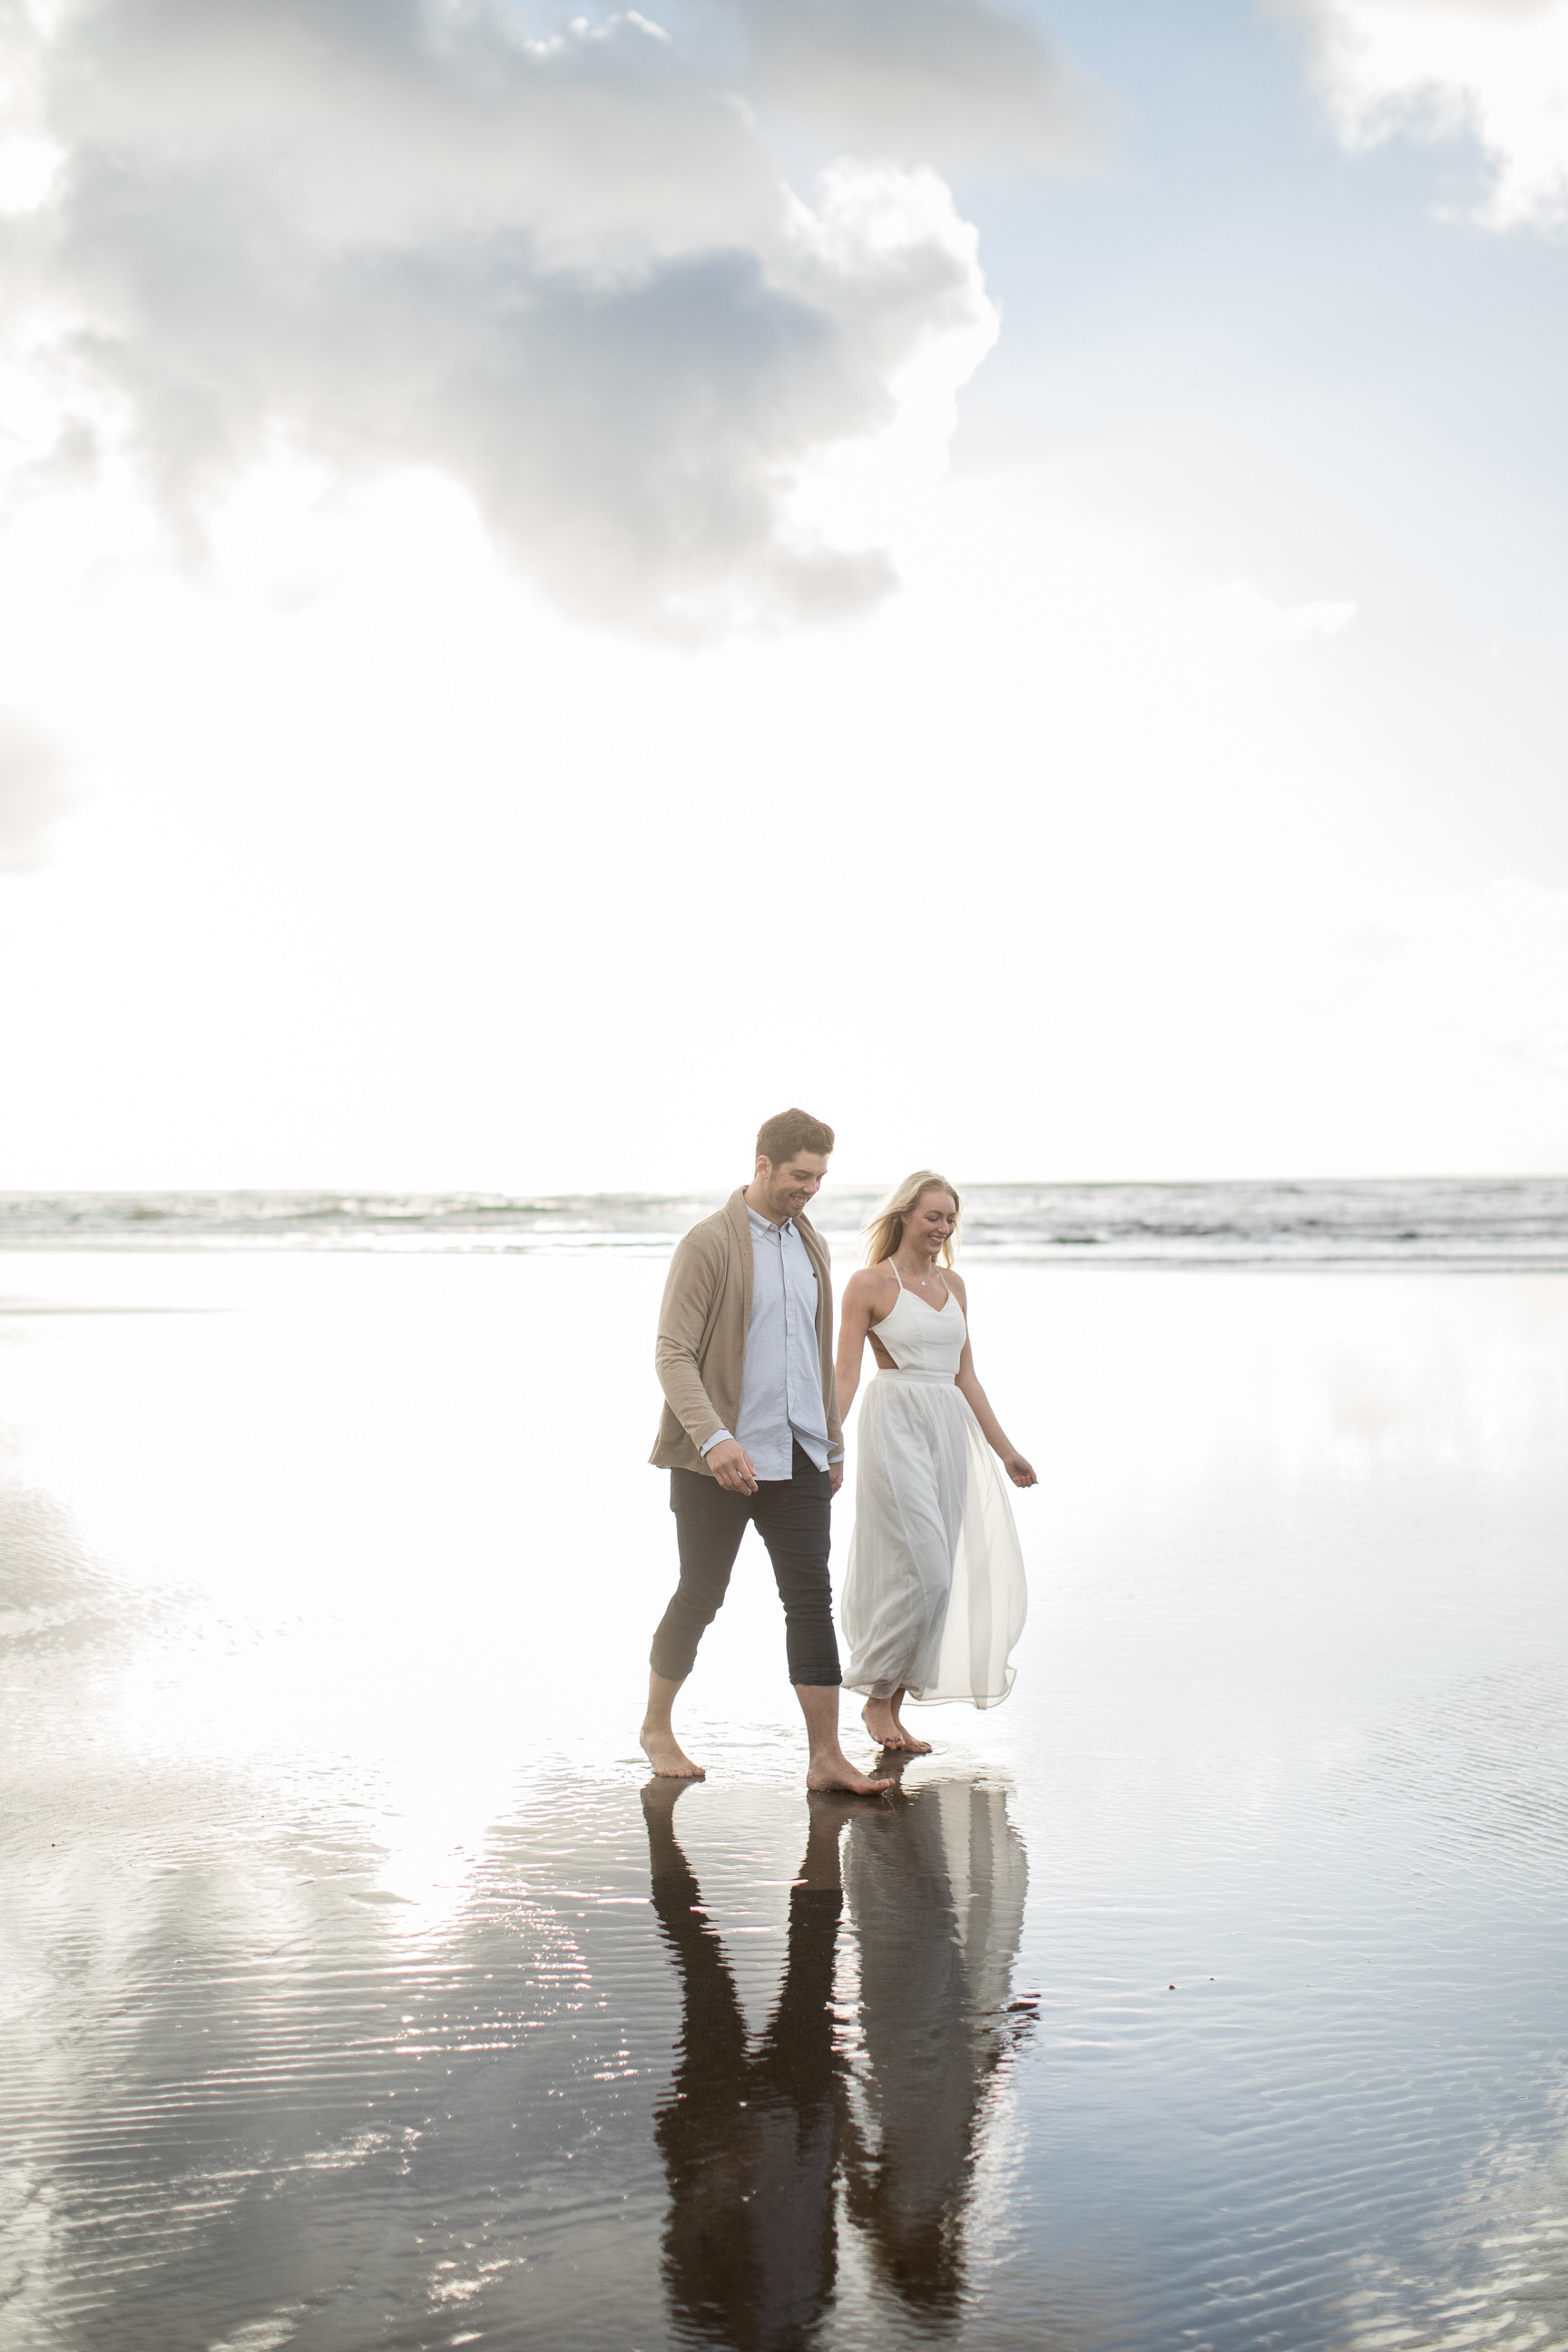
[806,1749,893,1796]
[640,1725,706,1779]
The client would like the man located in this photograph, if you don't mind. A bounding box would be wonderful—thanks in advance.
[641,1109,890,1793]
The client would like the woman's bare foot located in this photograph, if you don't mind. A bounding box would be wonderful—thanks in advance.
[887,1700,932,1755]
[640,1724,706,1779]
[806,1748,893,1796]
[862,1696,930,1752]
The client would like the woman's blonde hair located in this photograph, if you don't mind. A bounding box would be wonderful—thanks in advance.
[864,1171,962,1268]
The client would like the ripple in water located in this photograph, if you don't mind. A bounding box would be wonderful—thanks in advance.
[3,1253,1567,2347]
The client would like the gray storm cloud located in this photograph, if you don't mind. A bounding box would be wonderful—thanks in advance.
[1,0,1091,632]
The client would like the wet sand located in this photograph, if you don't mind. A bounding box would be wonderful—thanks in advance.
[2,1251,1566,2349]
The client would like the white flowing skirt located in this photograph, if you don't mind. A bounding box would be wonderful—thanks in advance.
[840,1373,1028,1708]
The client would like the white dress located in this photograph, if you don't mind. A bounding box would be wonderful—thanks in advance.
[840,1270,1028,1708]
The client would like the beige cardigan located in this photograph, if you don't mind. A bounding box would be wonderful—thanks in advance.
[650,1188,844,1475]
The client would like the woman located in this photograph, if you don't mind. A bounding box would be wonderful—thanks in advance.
[836,1173,1034,1753]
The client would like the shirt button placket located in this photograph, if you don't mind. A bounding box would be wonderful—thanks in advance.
[783,1235,793,1412]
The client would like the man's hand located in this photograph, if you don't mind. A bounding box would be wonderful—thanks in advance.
[828,1460,844,1495]
[707,1439,759,1494]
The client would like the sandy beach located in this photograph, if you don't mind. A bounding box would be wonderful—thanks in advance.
[3,1247,1566,2349]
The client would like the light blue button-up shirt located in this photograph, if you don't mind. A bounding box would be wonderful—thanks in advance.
[700,1206,836,1479]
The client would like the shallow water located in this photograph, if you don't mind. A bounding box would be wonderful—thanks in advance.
[2,1252,1566,2351]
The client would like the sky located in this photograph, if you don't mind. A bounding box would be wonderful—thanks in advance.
[1,0,1567,1193]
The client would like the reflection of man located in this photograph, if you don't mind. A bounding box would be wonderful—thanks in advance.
[841,1776,1034,2316]
[642,1769,1035,2347]
[642,1780,858,2352]
[640,1107,888,1794]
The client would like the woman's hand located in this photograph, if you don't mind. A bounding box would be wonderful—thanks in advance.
[1002,1450,1037,1488]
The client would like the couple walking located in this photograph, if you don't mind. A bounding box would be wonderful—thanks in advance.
[640,1108,1034,1788]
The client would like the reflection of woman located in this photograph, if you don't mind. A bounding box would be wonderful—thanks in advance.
[642,1769,1033,2345]
[841,1773,1032,2315]
[836,1173,1034,1753]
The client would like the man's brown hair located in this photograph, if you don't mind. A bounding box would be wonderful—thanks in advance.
[756,1108,835,1165]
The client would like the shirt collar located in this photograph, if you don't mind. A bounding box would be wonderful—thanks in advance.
[747,1205,794,1240]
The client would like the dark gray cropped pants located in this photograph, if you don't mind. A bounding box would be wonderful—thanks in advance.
[650,1439,841,1688]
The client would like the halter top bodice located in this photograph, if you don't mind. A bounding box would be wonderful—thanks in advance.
[871,1266,966,1380]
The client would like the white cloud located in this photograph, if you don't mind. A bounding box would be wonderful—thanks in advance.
[1326,876,1568,1072]
[732,0,1109,166]
[1179,577,1358,650]
[0,708,66,871]
[1290,0,1568,229]
[0,0,1081,634]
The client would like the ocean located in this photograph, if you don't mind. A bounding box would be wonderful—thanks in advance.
[3,1191,1566,2348]
[1,1171,1564,1264]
